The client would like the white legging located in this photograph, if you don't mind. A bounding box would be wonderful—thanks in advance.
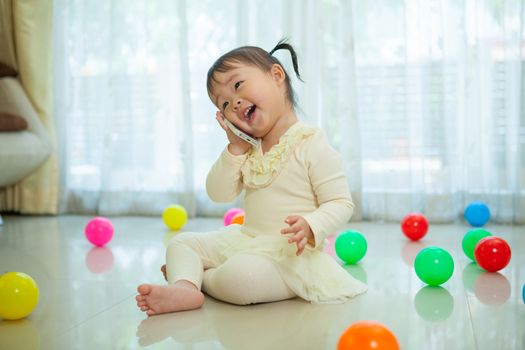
[166,231,296,305]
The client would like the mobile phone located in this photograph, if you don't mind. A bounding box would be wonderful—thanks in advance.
[223,118,260,147]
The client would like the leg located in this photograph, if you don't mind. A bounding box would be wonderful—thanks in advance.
[136,231,230,316]
[203,253,296,305]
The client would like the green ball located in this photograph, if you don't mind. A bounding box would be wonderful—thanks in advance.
[462,228,492,260]
[335,230,367,264]
[414,247,454,286]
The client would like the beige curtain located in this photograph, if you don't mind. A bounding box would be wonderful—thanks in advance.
[0,0,17,71]
[0,0,58,214]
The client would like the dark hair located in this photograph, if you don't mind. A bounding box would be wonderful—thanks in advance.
[207,39,303,109]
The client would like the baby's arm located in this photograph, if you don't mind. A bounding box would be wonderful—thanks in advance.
[206,145,248,203]
[301,131,354,249]
[206,113,251,202]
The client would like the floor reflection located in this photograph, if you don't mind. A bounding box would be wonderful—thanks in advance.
[401,241,426,267]
[461,262,484,294]
[462,262,510,305]
[85,246,114,274]
[473,272,510,306]
[414,286,454,322]
[0,319,40,350]
[135,298,353,349]
[136,306,212,347]
[2,216,522,349]
[342,264,367,284]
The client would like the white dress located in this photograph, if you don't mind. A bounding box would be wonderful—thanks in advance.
[206,122,367,303]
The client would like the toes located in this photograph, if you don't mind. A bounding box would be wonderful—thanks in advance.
[146,309,157,316]
[137,284,152,295]
[136,299,149,310]
[136,294,145,302]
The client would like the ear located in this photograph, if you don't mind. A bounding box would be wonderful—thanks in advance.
[271,64,286,85]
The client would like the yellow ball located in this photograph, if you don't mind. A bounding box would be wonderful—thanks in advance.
[0,272,39,320]
[162,204,188,230]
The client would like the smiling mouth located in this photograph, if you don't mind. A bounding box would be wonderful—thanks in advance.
[244,105,256,121]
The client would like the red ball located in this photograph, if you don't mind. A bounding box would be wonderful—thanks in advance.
[474,236,511,272]
[401,213,429,241]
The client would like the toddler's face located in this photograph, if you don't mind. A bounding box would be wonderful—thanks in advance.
[209,63,286,139]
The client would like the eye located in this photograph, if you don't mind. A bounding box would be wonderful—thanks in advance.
[222,101,229,110]
[234,81,242,90]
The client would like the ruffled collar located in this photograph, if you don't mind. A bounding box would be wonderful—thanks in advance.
[241,122,316,189]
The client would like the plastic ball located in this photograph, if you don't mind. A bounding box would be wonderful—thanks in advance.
[400,213,429,241]
[223,208,244,226]
[324,235,336,256]
[337,320,400,350]
[522,283,525,304]
[335,230,367,264]
[414,246,454,286]
[85,217,114,246]
[230,212,244,225]
[474,236,511,272]
[462,228,492,260]
[162,204,188,230]
[0,272,39,320]
[464,202,490,227]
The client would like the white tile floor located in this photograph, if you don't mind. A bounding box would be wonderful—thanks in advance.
[0,215,523,349]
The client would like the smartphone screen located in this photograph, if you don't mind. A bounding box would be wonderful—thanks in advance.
[223,118,260,147]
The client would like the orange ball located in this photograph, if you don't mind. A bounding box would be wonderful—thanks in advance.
[337,321,399,350]
[230,213,244,225]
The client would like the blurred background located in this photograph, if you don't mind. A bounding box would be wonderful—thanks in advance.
[49,0,524,223]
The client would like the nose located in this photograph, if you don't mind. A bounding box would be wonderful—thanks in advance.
[232,98,242,111]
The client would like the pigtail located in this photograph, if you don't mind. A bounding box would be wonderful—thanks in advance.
[269,39,304,82]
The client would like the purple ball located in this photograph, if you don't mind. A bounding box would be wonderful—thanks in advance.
[85,217,114,246]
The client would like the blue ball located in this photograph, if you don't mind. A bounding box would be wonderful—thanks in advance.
[522,283,525,304]
[464,202,490,227]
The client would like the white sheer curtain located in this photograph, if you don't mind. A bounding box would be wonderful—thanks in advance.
[53,0,195,215]
[352,0,524,223]
[53,0,525,224]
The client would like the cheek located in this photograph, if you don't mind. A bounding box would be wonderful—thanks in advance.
[252,85,277,106]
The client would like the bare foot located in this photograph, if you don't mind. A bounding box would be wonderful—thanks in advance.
[135,282,204,316]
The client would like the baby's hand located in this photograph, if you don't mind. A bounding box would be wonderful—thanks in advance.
[216,112,251,155]
[280,215,315,256]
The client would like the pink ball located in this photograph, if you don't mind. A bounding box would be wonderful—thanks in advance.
[223,208,244,226]
[85,217,114,246]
